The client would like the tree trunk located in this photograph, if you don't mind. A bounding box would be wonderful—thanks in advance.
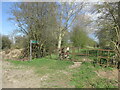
[58,32,62,49]
[57,31,63,60]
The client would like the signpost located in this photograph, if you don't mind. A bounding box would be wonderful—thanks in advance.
[31,40,39,44]
[30,40,39,61]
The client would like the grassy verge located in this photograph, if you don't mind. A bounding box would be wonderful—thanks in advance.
[71,62,118,88]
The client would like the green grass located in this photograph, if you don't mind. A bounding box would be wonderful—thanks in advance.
[6,58,73,75]
[6,57,118,88]
[70,48,115,57]
[45,54,58,60]
[71,62,118,88]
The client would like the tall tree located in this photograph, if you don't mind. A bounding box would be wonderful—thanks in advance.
[9,2,58,58]
[95,2,120,59]
[71,25,89,48]
[55,2,84,50]
[70,14,94,48]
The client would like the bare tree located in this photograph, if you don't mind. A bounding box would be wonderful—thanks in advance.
[55,2,84,50]
[95,2,120,62]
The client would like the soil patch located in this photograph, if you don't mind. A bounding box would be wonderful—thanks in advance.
[69,62,82,69]
[2,61,49,88]
[96,69,118,80]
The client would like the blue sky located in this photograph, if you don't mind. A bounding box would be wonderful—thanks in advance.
[1,2,16,35]
[0,2,2,34]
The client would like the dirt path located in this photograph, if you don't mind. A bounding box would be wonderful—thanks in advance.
[2,60,50,88]
[2,59,118,88]
[2,60,75,88]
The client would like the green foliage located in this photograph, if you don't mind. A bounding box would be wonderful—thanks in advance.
[71,25,89,48]
[11,35,28,49]
[2,35,12,49]
[71,25,97,48]
[87,38,97,48]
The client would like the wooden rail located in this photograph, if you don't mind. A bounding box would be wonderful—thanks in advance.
[48,47,117,68]
[69,47,117,68]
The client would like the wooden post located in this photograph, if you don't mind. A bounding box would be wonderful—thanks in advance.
[86,49,88,60]
[73,47,75,61]
[107,51,110,67]
[30,40,32,61]
[97,50,99,65]
[88,49,89,57]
